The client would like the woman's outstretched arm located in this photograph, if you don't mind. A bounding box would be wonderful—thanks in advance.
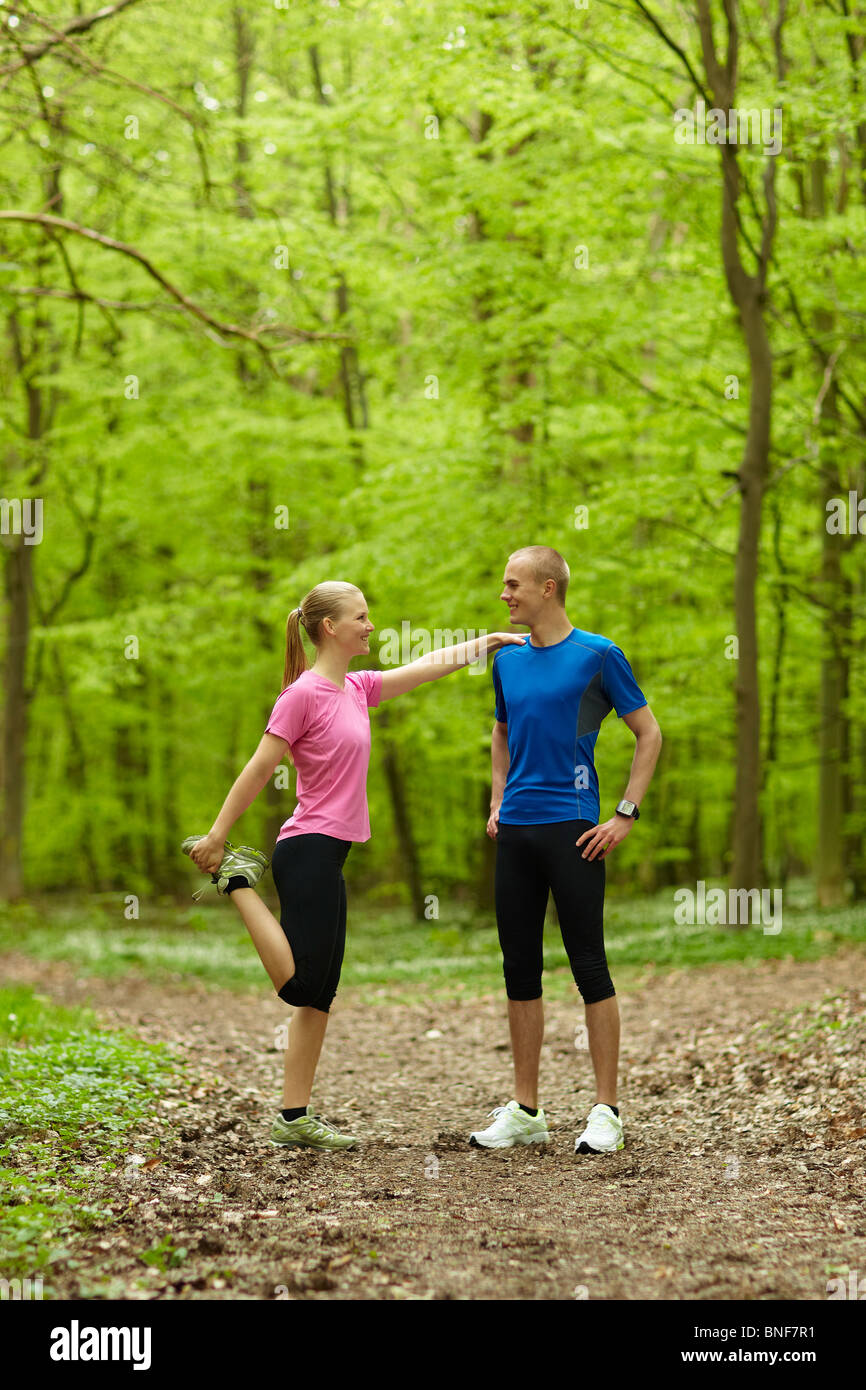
[378,631,524,701]
[188,732,289,873]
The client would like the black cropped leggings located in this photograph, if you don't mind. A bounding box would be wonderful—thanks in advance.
[270,833,352,1013]
[495,819,615,1004]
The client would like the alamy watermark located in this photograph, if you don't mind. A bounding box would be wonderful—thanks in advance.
[0,497,43,545]
[378,622,489,673]
[674,881,782,935]
[49,1322,151,1369]
[826,492,865,535]
[674,100,782,156]
[826,1269,865,1299]
[1,1274,44,1299]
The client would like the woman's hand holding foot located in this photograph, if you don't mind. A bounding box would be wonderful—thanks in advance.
[189,832,225,875]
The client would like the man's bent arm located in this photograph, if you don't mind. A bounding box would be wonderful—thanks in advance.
[619,705,662,809]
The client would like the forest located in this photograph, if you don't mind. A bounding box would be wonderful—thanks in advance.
[1,0,864,915]
[3,0,866,1327]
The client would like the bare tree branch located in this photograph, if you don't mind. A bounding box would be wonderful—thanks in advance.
[0,212,349,363]
[2,2,196,128]
[3,285,186,312]
[631,0,712,103]
[781,285,866,429]
[0,0,214,194]
[647,516,736,561]
[0,0,146,75]
[36,464,106,630]
[528,3,678,110]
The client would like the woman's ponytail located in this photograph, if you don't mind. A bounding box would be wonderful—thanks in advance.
[282,607,308,691]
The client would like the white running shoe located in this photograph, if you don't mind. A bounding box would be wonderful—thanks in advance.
[575,1103,624,1154]
[469,1100,550,1149]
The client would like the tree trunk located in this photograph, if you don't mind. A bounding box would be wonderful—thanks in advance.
[52,648,100,886]
[814,308,849,908]
[729,283,772,891]
[692,1,782,891]
[0,537,31,899]
[232,3,255,220]
[309,44,368,468]
[247,475,289,852]
[377,709,424,920]
[805,149,853,907]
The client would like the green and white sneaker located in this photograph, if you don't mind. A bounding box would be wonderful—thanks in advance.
[469,1100,550,1149]
[270,1106,359,1151]
[575,1103,624,1154]
[181,836,269,900]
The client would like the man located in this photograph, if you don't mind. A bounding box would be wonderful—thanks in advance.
[470,546,662,1154]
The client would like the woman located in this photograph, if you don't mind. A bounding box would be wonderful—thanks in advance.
[183,581,523,1151]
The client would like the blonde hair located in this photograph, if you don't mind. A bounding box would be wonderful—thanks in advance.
[508,546,570,605]
[281,581,363,690]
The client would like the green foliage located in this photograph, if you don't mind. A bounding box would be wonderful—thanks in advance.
[138,1235,187,1271]
[1,890,863,1005]
[0,985,181,1278]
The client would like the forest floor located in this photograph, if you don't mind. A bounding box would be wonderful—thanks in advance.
[2,947,865,1302]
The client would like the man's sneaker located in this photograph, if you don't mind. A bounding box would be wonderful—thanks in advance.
[181,836,269,900]
[270,1106,358,1150]
[469,1100,549,1149]
[575,1103,624,1154]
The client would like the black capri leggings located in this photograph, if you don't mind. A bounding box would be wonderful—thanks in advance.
[270,833,352,1013]
[495,819,615,1005]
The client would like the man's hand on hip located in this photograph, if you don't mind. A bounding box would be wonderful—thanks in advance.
[576,816,632,861]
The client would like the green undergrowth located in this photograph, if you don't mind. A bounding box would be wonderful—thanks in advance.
[0,882,863,1005]
[0,984,180,1285]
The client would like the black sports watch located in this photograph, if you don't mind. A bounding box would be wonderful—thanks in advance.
[615,799,640,821]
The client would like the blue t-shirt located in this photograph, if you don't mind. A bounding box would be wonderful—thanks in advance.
[492,627,647,825]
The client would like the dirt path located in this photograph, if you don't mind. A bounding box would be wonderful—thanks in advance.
[3,949,865,1301]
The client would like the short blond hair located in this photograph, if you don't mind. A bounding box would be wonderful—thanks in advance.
[508,546,570,605]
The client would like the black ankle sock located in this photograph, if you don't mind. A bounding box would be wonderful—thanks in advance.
[518,1103,538,1117]
[281,1106,307,1122]
[601,1104,619,1117]
[223,875,248,894]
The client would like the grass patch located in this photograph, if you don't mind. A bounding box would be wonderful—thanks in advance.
[0,881,863,1006]
[0,984,181,1283]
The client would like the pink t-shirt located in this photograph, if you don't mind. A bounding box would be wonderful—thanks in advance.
[264,668,384,843]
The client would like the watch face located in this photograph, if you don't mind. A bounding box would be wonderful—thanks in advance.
[617,801,637,817]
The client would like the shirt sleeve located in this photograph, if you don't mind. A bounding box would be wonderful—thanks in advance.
[264,681,314,746]
[349,668,384,708]
[600,644,647,718]
[492,653,507,723]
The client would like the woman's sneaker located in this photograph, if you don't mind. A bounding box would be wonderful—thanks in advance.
[575,1103,624,1154]
[469,1100,549,1149]
[181,836,269,900]
[270,1106,358,1150]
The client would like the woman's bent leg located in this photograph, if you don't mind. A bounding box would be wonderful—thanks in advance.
[271,836,350,1008]
[229,887,295,991]
[282,1006,329,1108]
